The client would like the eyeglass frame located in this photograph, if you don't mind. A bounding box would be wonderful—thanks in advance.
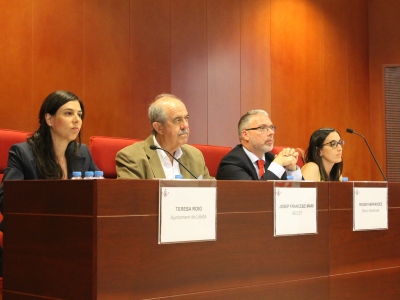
[321,139,345,149]
[244,125,276,133]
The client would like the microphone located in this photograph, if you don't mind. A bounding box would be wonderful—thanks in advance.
[346,128,387,181]
[149,145,198,179]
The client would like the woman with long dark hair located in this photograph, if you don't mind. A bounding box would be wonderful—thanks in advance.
[301,128,344,181]
[0,90,98,208]
[0,90,99,276]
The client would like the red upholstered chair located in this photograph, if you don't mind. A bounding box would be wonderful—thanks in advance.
[0,128,32,182]
[89,136,142,178]
[190,144,232,178]
[270,146,306,168]
[0,128,31,293]
[89,136,232,179]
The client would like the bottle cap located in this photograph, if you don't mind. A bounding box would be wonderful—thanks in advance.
[85,171,94,178]
[287,175,294,180]
[72,171,82,177]
[175,174,183,179]
[342,177,348,182]
[94,171,104,177]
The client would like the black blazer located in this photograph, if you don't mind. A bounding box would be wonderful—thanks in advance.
[0,142,98,212]
[216,144,287,180]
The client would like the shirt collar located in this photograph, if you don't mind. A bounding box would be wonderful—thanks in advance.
[242,146,265,164]
[153,135,183,160]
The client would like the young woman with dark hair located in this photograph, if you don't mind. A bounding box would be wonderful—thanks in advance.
[301,128,344,181]
[0,90,98,208]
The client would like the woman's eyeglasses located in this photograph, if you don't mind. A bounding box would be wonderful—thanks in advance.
[321,139,345,149]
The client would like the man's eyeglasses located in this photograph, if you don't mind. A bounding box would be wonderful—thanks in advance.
[244,125,276,133]
[321,139,345,149]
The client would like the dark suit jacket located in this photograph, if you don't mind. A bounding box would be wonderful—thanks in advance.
[0,142,98,212]
[216,144,287,180]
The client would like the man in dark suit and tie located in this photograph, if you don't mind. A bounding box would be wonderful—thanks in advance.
[216,109,302,180]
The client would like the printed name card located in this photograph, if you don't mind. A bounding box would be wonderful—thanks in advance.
[353,187,388,231]
[159,181,217,244]
[274,186,317,236]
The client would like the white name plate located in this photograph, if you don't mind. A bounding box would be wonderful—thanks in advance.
[159,186,217,244]
[353,187,388,231]
[274,187,317,236]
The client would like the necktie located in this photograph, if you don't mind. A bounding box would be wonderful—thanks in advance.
[257,159,264,178]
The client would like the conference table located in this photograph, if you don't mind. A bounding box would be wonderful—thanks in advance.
[2,179,400,299]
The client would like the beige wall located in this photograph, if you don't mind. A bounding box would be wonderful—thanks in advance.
[1,0,397,180]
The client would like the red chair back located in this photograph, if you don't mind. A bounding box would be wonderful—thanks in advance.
[0,128,32,181]
[89,136,142,178]
[270,146,306,168]
[190,144,232,177]
[89,136,232,179]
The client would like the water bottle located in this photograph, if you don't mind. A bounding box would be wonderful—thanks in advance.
[174,174,183,180]
[84,171,94,179]
[71,171,82,180]
[342,177,348,182]
[94,171,104,179]
[287,175,294,180]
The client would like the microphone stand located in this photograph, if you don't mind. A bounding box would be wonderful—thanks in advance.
[346,128,387,181]
[149,145,198,179]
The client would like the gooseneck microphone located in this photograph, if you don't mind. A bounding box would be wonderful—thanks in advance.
[346,128,387,181]
[149,145,198,179]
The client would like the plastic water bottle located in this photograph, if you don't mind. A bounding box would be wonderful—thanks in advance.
[287,175,294,180]
[94,171,104,179]
[342,177,348,182]
[174,174,183,180]
[71,171,82,180]
[84,171,94,179]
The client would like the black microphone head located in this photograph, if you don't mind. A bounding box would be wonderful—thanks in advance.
[149,145,158,150]
[346,128,354,134]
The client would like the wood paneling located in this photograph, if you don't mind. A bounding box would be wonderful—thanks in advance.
[171,0,208,144]
[270,0,370,180]
[129,0,171,140]
[84,0,130,139]
[240,0,272,115]
[346,0,371,181]
[272,0,325,148]
[207,0,241,147]
[32,0,84,121]
[4,180,331,299]
[369,0,400,180]
[0,0,33,130]
[5,180,400,299]
[0,0,375,180]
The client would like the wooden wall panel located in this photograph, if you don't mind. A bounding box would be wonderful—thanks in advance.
[271,0,324,148]
[0,0,375,180]
[171,0,208,144]
[32,0,84,130]
[130,0,171,140]
[321,0,353,178]
[0,0,33,131]
[271,0,370,180]
[345,0,371,181]
[83,0,130,140]
[369,0,400,180]
[240,0,272,116]
[321,0,371,181]
[207,0,241,147]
